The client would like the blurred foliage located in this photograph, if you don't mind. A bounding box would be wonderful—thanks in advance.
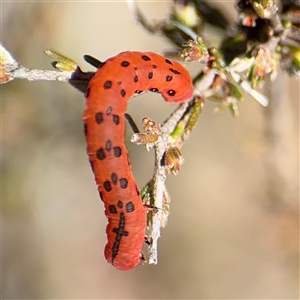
[130,0,300,117]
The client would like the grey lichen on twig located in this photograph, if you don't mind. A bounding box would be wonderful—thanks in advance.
[147,102,190,264]
[0,45,73,83]
[8,65,72,82]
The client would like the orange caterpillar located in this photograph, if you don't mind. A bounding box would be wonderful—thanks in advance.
[83,51,193,270]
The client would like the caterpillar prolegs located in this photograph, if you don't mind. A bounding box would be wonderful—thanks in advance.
[83,51,193,270]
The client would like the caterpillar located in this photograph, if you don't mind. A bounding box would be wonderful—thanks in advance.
[83,51,193,270]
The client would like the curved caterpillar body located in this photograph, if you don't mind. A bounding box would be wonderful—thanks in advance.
[83,51,193,270]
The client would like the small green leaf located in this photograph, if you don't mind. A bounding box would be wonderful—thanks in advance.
[229,102,240,118]
[228,83,244,101]
[45,48,78,71]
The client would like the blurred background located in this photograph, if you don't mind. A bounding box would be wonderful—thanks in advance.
[2,2,299,299]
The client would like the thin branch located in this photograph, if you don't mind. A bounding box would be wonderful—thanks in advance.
[6,64,72,82]
[161,102,191,137]
[147,102,190,264]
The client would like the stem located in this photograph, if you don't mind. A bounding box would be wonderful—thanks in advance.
[148,102,189,264]
[6,64,72,82]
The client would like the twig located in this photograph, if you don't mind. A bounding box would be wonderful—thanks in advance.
[1,45,72,83]
[147,102,190,264]
[6,64,72,82]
